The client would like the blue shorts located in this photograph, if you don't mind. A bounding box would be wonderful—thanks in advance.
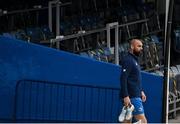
[131,97,144,115]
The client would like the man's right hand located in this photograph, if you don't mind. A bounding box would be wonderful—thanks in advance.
[123,96,131,106]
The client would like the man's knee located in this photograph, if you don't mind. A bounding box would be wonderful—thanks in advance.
[134,114,147,124]
[141,117,147,124]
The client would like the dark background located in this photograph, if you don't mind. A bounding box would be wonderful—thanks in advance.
[171,0,180,65]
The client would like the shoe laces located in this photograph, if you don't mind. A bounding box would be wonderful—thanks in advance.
[125,104,134,120]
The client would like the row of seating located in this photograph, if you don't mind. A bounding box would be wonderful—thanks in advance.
[79,47,114,63]
[1,2,161,55]
[1,26,54,45]
[60,15,104,35]
[151,64,180,119]
[141,35,163,70]
[168,65,180,118]
[79,35,163,71]
[59,3,158,37]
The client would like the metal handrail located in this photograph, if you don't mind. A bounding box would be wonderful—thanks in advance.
[51,19,149,43]
[0,2,71,16]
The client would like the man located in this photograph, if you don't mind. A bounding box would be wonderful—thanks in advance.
[120,39,147,123]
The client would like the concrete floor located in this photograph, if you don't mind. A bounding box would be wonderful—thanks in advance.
[169,114,180,123]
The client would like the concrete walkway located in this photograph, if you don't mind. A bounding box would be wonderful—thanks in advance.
[169,114,180,123]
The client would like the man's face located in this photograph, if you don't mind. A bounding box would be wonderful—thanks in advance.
[132,40,143,56]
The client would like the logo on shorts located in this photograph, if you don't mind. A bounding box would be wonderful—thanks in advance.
[138,107,143,112]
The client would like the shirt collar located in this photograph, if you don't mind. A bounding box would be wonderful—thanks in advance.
[128,52,139,61]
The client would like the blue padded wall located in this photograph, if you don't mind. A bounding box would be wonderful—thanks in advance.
[0,36,163,122]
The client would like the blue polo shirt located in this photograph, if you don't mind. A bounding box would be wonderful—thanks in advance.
[120,52,142,98]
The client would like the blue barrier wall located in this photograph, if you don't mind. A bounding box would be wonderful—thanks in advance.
[0,36,163,122]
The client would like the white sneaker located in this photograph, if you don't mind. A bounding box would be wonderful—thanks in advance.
[118,106,127,122]
[125,104,134,120]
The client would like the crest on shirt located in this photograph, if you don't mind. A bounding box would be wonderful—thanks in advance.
[135,62,138,66]
[123,69,126,72]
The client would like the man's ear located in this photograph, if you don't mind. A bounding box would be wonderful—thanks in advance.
[131,45,134,50]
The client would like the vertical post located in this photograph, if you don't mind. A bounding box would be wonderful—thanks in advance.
[115,22,119,65]
[119,0,122,7]
[106,0,109,9]
[106,22,119,65]
[143,12,149,34]
[163,0,174,123]
[156,13,161,30]
[106,24,111,48]
[48,1,52,32]
[93,0,97,12]
[173,94,176,118]
[123,16,131,38]
[56,2,60,49]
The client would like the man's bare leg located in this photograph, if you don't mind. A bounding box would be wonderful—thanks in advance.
[134,114,147,124]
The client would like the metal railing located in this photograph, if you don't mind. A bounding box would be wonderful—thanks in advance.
[52,19,149,43]
[169,91,180,118]
[14,79,120,122]
[0,2,71,16]
[50,19,151,65]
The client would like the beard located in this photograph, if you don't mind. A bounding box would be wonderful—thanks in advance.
[133,50,142,56]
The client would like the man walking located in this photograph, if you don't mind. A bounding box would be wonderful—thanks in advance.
[119,39,147,123]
